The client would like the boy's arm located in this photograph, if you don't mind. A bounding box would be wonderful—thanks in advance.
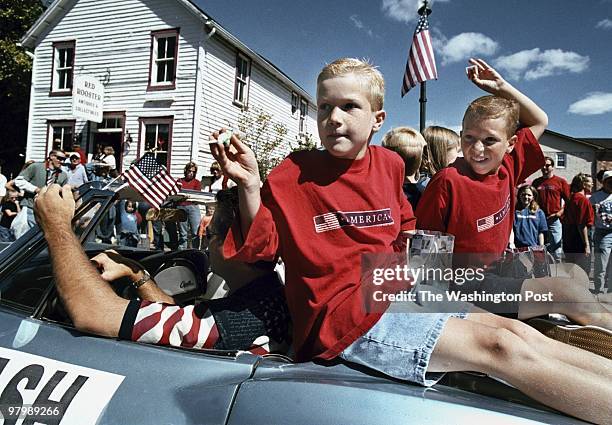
[467,58,548,139]
[210,131,261,238]
[415,174,450,233]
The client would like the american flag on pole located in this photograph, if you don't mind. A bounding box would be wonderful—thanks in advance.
[401,11,438,97]
[122,153,179,209]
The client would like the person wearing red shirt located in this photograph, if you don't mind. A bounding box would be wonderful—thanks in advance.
[32,58,612,424]
[532,157,570,259]
[207,57,612,423]
[563,174,595,273]
[177,161,202,249]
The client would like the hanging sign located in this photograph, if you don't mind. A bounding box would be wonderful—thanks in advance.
[72,75,104,123]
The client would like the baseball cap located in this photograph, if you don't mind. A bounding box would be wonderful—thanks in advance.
[603,170,612,182]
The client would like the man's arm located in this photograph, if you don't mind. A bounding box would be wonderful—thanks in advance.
[14,175,40,195]
[35,185,127,337]
[210,131,261,238]
[91,251,175,304]
[467,58,548,139]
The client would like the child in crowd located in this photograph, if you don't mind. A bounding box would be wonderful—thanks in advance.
[0,190,20,242]
[118,200,139,247]
[563,173,594,273]
[416,58,547,258]
[415,59,612,348]
[513,185,547,248]
[210,57,612,424]
[381,127,426,210]
[198,204,216,249]
[417,126,460,192]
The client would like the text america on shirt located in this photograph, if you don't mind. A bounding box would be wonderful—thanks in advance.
[313,208,393,233]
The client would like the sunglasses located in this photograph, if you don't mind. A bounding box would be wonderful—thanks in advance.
[55,156,67,161]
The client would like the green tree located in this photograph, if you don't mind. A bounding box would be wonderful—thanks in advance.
[235,106,289,180]
[291,132,317,153]
[0,0,45,177]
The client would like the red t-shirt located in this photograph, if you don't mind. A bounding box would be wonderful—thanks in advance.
[224,147,416,361]
[563,192,594,226]
[416,128,543,258]
[177,177,202,206]
[532,175,570,217]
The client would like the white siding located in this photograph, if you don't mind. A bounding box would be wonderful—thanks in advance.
[27,0,201,176]
[27,0,318,180]
[197,35,320,172]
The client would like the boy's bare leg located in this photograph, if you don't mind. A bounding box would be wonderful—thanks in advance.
[467,312,612,376]
[598,293,612,312]
[429,316,612,424]
[517,276,612,330]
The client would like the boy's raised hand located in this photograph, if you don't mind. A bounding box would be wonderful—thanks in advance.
[466,58,508,94]
[210,130,260,189]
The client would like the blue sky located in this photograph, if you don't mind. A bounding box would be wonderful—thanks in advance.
[195,0,612,139]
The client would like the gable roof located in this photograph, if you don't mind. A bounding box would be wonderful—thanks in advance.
[20,0,314,103]
[543,129,608,150]
[579,138,612,150]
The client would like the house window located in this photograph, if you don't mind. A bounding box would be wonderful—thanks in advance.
[299,98,308,133]
[97,117,122,132]
[140,118,173,168]
[555,153,567,168]
[149,29,179,89]
[47,120,75,152]
[291,92,299,116]
[51,41,75,94]
[233,53,250,106]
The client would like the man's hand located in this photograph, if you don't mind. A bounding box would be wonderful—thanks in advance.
[466,58,509,95]
[34,184,75,234]
[210,130,260,190]
[91,250,143,282]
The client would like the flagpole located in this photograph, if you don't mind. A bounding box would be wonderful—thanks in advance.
[418,1,432,132]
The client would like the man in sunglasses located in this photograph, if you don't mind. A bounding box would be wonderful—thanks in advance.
[13,149,68,238]
[533,156,570,259]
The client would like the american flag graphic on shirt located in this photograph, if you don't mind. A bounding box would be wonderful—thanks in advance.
[476,194,511,232]
[313,208,393,233]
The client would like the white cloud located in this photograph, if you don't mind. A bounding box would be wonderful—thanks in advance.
[568,92,612,115]
[381,0,450,24]
[492,48,540,80]
[437,32,499,65]
[493,48,589,80]
[349,15,374,38]
[596,18,612,29]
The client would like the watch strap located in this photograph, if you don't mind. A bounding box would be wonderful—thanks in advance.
[132,270,151,289]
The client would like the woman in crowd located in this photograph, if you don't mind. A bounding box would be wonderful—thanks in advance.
[513,185,548,248]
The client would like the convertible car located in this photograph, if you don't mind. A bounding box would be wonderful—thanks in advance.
[0,183,587,424]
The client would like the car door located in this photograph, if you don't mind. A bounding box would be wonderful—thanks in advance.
[0,189,258,425]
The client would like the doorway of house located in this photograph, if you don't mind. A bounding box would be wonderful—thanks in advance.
[92,114,124,172]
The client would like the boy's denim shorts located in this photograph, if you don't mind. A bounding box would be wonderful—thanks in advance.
[340,304,468,387]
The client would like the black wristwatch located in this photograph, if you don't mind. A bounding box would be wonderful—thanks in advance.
[131,270,151,289]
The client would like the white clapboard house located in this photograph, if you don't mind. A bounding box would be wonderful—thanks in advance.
[20,0,318,176]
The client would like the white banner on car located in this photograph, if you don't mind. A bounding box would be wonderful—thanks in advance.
[72,74,104,123]
[0,347,124,425]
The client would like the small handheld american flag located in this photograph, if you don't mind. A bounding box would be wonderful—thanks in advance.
[122,153,179,209]
[401,9,438,97]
